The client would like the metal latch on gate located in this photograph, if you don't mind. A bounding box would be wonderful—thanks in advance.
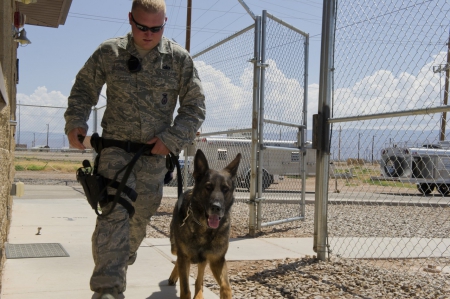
[247,58,269,68]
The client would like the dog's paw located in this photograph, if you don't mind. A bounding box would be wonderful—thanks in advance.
[168,276,178,286]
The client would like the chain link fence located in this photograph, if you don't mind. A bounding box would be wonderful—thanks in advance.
[191,11,310,234]
[317,0,450,287]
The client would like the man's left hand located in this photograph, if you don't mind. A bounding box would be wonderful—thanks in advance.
[147,137,170,155]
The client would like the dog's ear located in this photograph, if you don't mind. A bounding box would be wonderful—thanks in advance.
[193,149,209,180]
[224,153,241,177]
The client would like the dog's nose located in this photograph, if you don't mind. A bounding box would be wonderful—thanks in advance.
[211,203,222,213]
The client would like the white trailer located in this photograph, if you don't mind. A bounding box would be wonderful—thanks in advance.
[379,142,450,195]
[181,136,316,189]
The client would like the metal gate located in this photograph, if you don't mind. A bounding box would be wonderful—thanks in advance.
[192,11,309,236]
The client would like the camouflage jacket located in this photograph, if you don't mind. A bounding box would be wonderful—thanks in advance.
[64,33,205,155]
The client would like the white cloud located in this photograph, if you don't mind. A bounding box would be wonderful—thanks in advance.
[196,59,312,136]
[16,86,68,134]
[195,60,254,133]
[18,86,67,107]
[332,51,447,131]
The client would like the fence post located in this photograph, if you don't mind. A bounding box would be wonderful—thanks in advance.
[314,0,336,261]
[256,10,268,230]
[301,34,309,219]
[248,15,262,237]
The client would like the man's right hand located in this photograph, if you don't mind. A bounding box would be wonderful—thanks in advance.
[68,127,87,150]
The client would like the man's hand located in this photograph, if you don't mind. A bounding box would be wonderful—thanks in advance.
[68,127,87,150]
[147,137,170,156]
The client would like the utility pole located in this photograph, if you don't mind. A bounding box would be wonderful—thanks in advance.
[18,102,21,145]
[185,0,192,52]
[434,28,450,141]
[46,124,49,148]
[338,125,341,162]
[371,135,376,164]
[358,133,360,161]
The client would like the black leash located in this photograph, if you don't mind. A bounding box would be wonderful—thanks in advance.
[166,152,183,199]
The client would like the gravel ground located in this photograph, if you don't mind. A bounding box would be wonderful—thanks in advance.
[16,172,450,298]
[148,198,450,298]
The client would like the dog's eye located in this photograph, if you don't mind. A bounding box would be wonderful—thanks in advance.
[222,187,229,193]
[205,183,213,191]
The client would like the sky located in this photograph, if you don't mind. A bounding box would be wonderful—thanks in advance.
[16,0,324,146]
[16,0,323,96]
[14,0,450,156]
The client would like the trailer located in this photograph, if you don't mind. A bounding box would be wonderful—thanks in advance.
[178,136,316,190]
[379,142,450,195]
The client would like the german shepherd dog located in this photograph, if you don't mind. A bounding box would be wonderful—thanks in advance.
[168,149,241,299]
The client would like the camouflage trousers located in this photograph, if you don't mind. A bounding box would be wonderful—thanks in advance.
[89,147,166,293]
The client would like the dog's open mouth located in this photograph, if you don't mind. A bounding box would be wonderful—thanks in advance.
[207,214,221,228]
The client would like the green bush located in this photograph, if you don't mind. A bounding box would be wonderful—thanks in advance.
[27,164,47,171]
[15,165,25,171]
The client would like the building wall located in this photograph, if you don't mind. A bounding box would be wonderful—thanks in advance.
[0,0,18,292]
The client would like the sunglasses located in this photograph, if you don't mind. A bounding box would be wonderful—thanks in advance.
[130,13,166,33]
[128,55,142,73]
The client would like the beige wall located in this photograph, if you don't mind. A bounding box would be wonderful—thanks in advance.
[0,0,18,292]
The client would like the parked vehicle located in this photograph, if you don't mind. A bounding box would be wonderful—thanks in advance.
[186,136,316,190]
[379,141,450,195]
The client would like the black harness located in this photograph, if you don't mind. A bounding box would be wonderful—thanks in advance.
[77,133,182,218]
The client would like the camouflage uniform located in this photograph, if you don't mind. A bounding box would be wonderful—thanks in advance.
[64,33,205,293]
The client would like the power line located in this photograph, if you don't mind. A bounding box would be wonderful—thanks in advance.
[258,0,322,19]
[68,15,239,35]
[189,2,242,40]
[167,0,183,38]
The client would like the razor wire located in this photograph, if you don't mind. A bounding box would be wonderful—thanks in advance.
[322,0,450,289]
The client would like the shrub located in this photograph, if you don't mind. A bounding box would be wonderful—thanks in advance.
[15,165,25,171]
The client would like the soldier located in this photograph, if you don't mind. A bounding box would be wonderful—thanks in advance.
[64,0,205,298]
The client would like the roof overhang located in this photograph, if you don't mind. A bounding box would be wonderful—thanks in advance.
[17,0,73,28]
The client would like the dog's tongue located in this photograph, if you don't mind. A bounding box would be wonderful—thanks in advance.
[208,215,220,228]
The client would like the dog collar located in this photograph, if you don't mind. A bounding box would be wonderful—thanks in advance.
[180,203,207,228]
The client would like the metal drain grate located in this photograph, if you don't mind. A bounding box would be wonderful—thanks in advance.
[5,243,70,259]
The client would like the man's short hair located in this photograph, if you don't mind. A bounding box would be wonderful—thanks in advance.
[132,0,166,14]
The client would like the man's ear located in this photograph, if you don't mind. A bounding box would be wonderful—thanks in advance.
[128,12,133,25]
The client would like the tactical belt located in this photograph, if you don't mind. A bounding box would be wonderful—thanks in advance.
[77,133,182,218]
[92,134,155,156]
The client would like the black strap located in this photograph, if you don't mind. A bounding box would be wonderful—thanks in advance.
[106,195,135,218]
[103,177,138,201]
[95,144,152,217]
[102,138,153,155]
[90,132,183,216]
[171,154,183,199]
